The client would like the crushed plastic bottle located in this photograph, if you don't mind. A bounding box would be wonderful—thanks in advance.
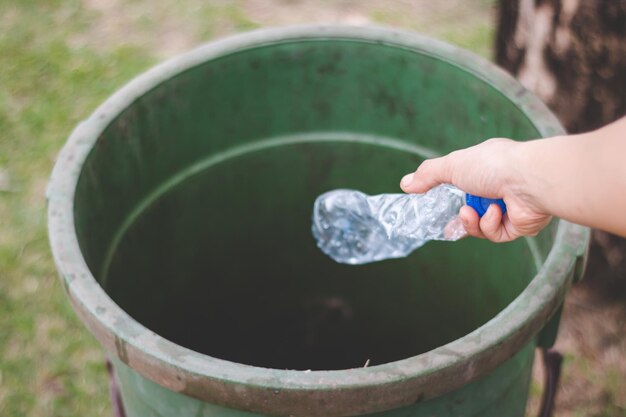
[312,185,471,265]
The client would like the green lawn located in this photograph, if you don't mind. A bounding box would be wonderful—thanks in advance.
[6,1,587,417]
[0,2,155,416]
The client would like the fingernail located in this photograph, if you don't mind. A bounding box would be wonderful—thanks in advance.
[401,173,414,187]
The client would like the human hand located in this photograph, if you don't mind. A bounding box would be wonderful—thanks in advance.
[400,138,552,242]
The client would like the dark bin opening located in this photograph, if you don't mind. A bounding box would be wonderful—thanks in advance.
[84,141,537,371]
[71,39,549,371]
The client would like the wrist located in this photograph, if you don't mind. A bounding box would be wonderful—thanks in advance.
[508,137,556,214]
[515,133,591,218]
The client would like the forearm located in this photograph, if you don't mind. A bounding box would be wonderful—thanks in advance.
[520,117,626,236]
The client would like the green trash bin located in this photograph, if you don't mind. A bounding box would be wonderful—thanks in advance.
[47,26,589,417]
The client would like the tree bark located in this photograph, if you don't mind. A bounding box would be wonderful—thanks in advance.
[496,0,626,133]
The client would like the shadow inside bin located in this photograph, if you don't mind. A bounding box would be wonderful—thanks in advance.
[100,142,536,371]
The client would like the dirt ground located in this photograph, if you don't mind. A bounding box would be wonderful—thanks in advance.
[535,233,626,417]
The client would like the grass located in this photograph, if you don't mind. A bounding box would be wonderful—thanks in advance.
[4,1,621,417]
[369,1,496,59]
[0,2,156,416]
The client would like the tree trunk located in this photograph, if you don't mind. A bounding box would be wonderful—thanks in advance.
[496,1,626,416]
[496,0,626,133]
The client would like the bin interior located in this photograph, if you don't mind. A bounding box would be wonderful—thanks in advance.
[73,40,557,371]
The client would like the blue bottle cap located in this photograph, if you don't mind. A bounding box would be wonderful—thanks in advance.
[465,194,507,218]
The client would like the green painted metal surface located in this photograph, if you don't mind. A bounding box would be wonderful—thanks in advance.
[47,26,590,417]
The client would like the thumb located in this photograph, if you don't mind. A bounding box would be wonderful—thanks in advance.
[400,157,453,194]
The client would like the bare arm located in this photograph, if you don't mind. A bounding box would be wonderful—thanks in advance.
[400,116,626,241]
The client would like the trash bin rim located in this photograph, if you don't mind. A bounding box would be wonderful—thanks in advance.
[47,24,588,416]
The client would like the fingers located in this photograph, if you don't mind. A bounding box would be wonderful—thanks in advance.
[479,204,506,241]
[462,204,520,243]
[459,205,484,239]
[400,157,452,194]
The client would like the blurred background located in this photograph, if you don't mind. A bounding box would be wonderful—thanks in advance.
[0,1,624,416]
